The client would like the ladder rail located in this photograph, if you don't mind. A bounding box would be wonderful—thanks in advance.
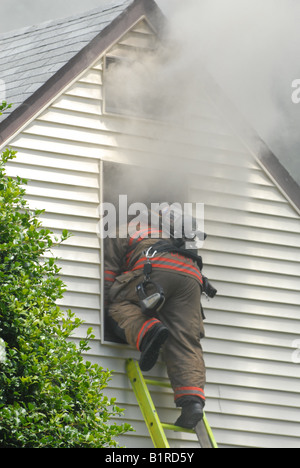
[203,413,218,448]
[126,358,170,448]
[126,358,218,449]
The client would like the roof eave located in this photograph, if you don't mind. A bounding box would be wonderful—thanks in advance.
[256,144,300,214]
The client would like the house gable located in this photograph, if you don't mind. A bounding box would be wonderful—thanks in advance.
[0,0,299,449]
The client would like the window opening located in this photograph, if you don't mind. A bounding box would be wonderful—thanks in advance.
[102,161,187,343]
[104,54,179,122]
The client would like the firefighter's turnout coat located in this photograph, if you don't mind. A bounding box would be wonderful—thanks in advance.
[104,225,206,407]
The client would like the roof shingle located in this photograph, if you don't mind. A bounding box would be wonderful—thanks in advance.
[0,0,133,122]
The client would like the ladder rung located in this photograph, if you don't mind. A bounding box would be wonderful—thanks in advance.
[144,379,172,388]
[161,423,195,434]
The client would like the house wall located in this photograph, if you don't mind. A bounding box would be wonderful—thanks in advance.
[3,19,300,448]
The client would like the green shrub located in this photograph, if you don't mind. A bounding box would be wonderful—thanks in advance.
[0,128,132,447]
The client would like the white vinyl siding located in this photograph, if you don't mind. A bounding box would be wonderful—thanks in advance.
[2,18,300,448]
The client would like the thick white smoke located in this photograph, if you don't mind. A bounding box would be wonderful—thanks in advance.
[158,0,300,183]
[105,0,260,208]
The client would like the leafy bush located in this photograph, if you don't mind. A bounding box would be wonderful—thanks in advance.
[0,120,132,447]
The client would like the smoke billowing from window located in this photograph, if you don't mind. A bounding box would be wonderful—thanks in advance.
[104,0,300,218]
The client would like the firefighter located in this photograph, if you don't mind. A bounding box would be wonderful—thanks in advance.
[104,207,215,429]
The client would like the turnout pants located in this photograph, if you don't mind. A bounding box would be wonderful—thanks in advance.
[108,267,206,406]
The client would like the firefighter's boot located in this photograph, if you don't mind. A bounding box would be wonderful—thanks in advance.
[175,400,204,429]
[139,322,169,372]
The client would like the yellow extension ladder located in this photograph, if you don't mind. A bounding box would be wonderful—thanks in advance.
[126,358,218,449]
